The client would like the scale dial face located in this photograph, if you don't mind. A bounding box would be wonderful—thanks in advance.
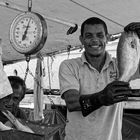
[10,12,47,54]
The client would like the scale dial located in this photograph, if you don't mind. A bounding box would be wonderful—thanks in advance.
[10,12,47,55]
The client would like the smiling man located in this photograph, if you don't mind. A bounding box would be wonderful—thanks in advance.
[58,17,135,140]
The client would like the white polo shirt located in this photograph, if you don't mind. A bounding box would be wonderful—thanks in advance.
[59,52,124,140]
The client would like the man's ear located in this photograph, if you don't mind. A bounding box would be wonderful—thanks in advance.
[106,34,110,44]
[79,35,84,45]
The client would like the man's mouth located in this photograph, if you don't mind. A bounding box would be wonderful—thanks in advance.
[88,45,101,49]
[91,45,99,48]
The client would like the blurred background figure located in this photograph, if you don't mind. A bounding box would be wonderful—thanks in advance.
[0,76,27,124]
[0,76,34,133]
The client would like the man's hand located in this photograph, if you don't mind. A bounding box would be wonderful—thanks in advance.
[79,81,131,117]
[99,81,131,106]
[124,22,140,38]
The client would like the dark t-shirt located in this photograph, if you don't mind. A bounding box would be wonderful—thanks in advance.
[0,107,27,124]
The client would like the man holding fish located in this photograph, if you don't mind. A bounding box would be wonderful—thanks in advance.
[59,17,140,140]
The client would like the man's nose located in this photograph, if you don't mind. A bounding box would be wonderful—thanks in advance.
[90,35,99,42]
[90,38,99,45]
[9,99,14,105]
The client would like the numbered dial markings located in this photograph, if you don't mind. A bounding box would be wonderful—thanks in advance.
[14,17,41,48]
[10,12,47,54]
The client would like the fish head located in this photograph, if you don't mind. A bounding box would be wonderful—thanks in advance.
[117,31,140,82]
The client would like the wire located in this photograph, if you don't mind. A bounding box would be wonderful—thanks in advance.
[28,0,32,12]
[24,55,31,82]
[47,56,52,92]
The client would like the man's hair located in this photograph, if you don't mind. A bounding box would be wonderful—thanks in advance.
[81,17,108,36]
[8,76,26,100]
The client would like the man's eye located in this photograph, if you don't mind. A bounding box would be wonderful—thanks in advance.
[97,34,104,38]
[85,34,92,39]
[13,97,20,101]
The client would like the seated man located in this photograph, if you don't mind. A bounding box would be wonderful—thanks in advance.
[8,76,27,119]
[0,76,27,123]
[0,76,34,133]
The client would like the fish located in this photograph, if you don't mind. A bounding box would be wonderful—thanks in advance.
[2,110,34,133]
[0,121,12,130]
[117,31,140,82]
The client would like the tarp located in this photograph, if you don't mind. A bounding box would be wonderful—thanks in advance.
[0,130,45,140]
[0,0,140,64]
[122,112,140,140]
[0,39,12,98]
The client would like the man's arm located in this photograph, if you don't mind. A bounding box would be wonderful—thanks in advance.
[63,81,131,117]
[63,89,81,112]
[59,60,81,112]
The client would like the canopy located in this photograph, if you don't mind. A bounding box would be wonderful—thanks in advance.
[0,0,140,64]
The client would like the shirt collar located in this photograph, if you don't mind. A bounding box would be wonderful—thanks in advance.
[81,52,87,64]
[104,51,114,69]
[81,51,114,69]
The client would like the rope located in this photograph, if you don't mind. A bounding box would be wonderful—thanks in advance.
[28,68,55,105]
[24,54,55,105]
[24,55,31,82]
